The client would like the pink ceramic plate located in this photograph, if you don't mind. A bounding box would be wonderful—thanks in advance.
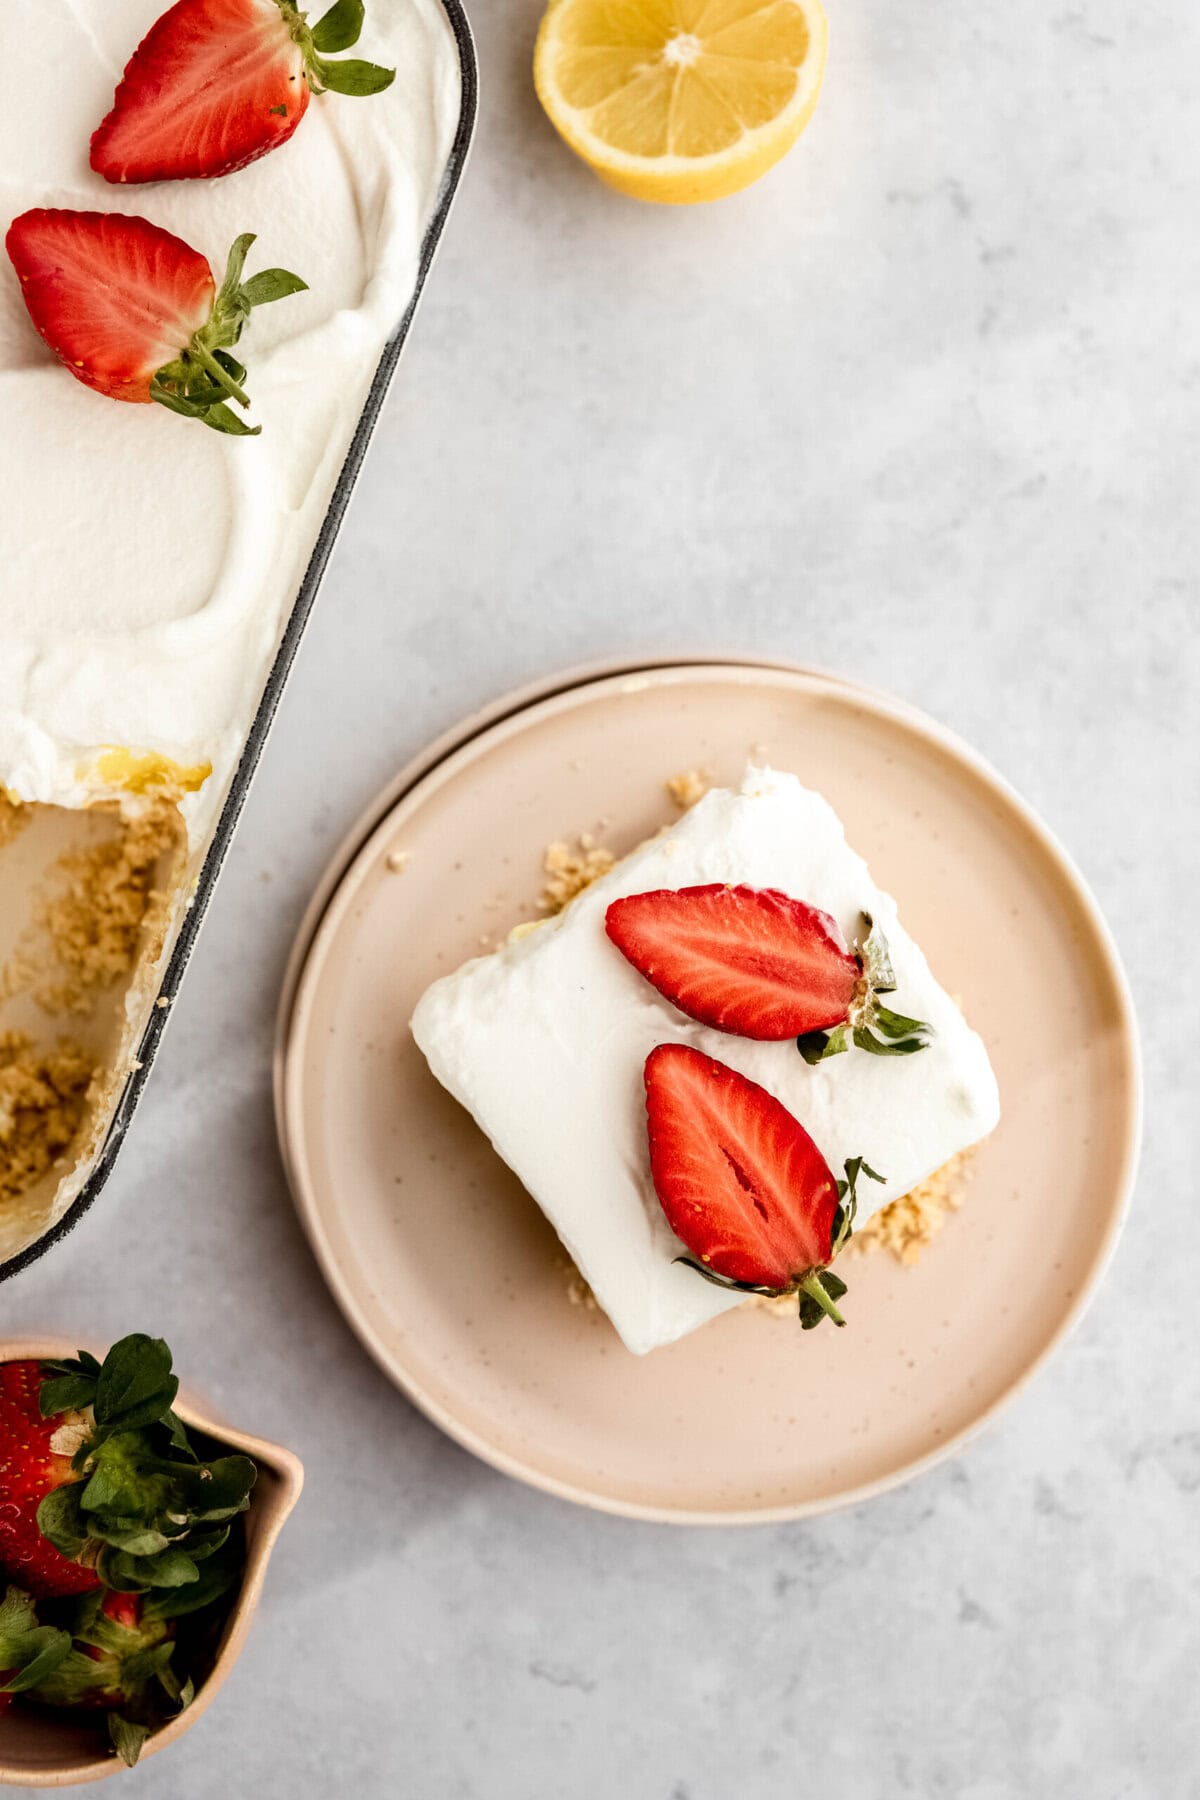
[276,661,1140,1523]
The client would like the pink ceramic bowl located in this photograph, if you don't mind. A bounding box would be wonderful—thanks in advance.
[0,1339,303,1788]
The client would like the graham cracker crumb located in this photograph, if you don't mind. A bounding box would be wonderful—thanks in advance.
[845,1150,973,1265]
[665,768,712,811]
[559,1255,598,1313]
[0,795,30,850]
[0,1032,96,1204]
[34,804,183,1015]
[540,837,616,915]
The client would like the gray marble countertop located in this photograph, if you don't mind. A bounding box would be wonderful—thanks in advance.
[4,0,1195,1794]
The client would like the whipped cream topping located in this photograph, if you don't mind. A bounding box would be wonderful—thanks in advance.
[0,0,461,839]
[412,767,1002,1356]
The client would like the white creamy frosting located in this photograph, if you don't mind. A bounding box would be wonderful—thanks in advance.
[0,0,461,838]
[412,768,1002,1356]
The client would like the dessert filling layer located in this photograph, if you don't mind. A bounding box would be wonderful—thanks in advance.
[0,0,462,846]
[0,795,187,1256]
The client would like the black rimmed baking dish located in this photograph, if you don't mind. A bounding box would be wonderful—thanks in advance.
[0,0,478,1284]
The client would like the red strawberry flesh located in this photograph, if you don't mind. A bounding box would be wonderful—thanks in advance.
[0,1363,99,1600]
[607,885,861,1040]
[91,0,309,184]
[644,1044,841,1290]
[98,1591,143,1633]
[5,210,214,403]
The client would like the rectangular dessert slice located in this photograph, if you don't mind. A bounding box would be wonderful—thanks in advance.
[411,767,1000,1355]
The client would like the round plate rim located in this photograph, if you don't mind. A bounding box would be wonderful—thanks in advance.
[275,658,1143,1525]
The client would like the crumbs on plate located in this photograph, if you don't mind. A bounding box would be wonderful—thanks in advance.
[540,835,616,914]
[845,1148,973,1265]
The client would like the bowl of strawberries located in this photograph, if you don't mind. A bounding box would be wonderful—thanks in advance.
[0,1335,302,1785]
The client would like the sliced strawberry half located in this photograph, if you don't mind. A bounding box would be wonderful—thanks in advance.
[5,209,305,434]
[608,884,859,1038]
[606,885,932,1060]
[644,1044,883,1327]
[91,0,395,185]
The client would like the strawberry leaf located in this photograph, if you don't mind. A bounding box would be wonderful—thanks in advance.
[872,1004,929,1039]
[42,1351,102,1378]
[313,54,395,95]
[674,1256,780,1298]
[213,349,247,384]
[108,1713,150,1769]
[92,1336,176,1435]
[852,1026,928,1056]
[38,1371,97,1415]
[796,1023,848,1064]
[0,1630,73,1694]
[238,268,309,308]
[101,1548,200,1592]
[151,385,261,435]
[194,401,260,436]
[167,1454,258,1519]
[155,1653,188,1704]
[36,1484,89,1560]
[0,1588,72,1693]
[142,1536,241,1622]
[831,1156,885,1256]
[311,0,365,52]
[161,1411,196,1459]
[39,1350,101,1416]
[215,232,256,310]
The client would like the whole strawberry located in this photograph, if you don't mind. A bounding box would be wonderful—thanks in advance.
[5,209,305,434]
[644,1044,884,1327]
[91,0,396,185]
[0,1335,255,1599]
[24,1590,187,1769]
[0,1362,102,1600]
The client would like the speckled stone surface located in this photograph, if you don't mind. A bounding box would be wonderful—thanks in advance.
[3,0,1195,1793]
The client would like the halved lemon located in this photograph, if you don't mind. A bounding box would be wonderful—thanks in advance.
[533,0,828,205]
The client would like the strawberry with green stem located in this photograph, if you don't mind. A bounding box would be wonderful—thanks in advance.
[21,1589,178,1769]
[5,209,306,435]
[796,910,933,1065]
[0,1336,255,1765]
[644,1043,885,1327]
[91,0,396,185]
[0,1335,255,1598]
[605,885,932,1061]
[25,1568,242,1768]
[0,1360,102,1601]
